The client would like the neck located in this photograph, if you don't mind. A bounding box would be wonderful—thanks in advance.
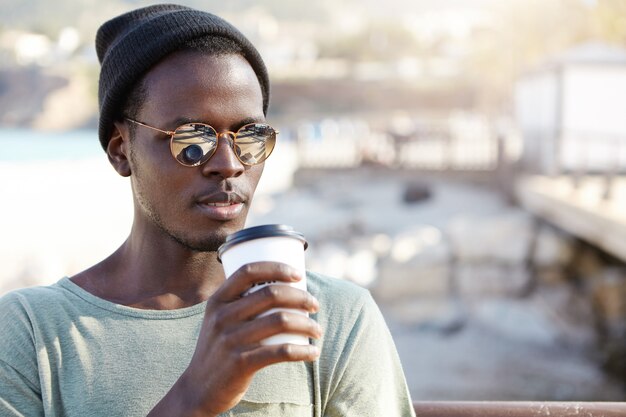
[73,221,227,310]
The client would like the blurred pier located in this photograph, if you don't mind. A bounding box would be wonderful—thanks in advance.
[517,175,626,262]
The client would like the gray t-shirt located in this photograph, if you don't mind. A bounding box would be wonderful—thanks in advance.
[0,272,415,416]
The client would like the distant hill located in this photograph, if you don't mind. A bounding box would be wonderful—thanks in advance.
[0,67,67,127]
[0,0,502,37]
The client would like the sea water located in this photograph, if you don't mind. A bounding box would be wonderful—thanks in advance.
[0,128,101,161]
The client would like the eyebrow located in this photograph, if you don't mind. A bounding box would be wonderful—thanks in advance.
[236,117,265,128]
[169,116,266,130]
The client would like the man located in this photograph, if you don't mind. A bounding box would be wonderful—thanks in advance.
[0,4,415,416]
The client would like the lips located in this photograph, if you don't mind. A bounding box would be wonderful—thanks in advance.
[203,202,233,207]
[196,191,246,221]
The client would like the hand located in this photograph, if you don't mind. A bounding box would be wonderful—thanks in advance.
[149,262,322,417]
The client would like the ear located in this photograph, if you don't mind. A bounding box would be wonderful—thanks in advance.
[107,121,132,177]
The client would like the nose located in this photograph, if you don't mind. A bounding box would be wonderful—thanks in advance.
[200,131,245,178]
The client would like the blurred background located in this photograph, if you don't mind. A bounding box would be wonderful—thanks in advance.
[1,0,625,402]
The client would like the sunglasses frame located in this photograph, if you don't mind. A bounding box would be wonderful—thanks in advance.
[124,118,278,167]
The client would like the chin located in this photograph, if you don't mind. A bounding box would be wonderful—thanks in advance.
[174,234,225,252]
[177,222,245,252]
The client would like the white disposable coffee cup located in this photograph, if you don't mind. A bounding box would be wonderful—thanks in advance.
[218,224,309,346]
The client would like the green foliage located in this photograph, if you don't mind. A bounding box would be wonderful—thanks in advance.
[591,0,626,44]
[318,23,422,61]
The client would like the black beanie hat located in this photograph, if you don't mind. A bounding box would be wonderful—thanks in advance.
[96,4,270,151]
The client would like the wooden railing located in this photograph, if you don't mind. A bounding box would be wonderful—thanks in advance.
[295,117,500,171]
[412,401,626,416]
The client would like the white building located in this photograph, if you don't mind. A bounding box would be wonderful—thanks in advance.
[515,42,626,174]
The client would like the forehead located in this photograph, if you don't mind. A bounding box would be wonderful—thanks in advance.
[138,51,264,127]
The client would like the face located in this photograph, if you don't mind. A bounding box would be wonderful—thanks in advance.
[119,51,266,251]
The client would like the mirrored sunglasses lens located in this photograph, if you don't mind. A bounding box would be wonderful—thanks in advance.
[235,124,276,165]
[171,124,217,166]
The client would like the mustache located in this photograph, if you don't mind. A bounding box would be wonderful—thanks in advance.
[195,187,247,204]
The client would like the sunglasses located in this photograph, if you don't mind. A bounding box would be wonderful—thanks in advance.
[125,118,277,167]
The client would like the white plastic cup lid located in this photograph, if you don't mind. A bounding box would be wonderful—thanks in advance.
[218,224,307,261]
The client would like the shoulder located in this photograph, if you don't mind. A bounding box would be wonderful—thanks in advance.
[306,270,373,315]
[0,285,68,403]
[0,282,67,317]
[0,281,73,341]
[306,271,383,344]
[0,284,65,367]
[306,276,416,417]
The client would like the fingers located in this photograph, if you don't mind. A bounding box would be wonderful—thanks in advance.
[240,343,321,373]
[223,284,319,324]
[199,261,321,375]
[225,311,323,346]
[214,262,303,302]
[182,263,319,414]
[206,285,319,337]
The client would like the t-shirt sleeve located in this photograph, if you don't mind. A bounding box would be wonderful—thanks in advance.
[323,292,416,417]
[0,292,45,416]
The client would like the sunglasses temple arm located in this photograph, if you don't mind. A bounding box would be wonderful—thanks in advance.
[126,118,175,136]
